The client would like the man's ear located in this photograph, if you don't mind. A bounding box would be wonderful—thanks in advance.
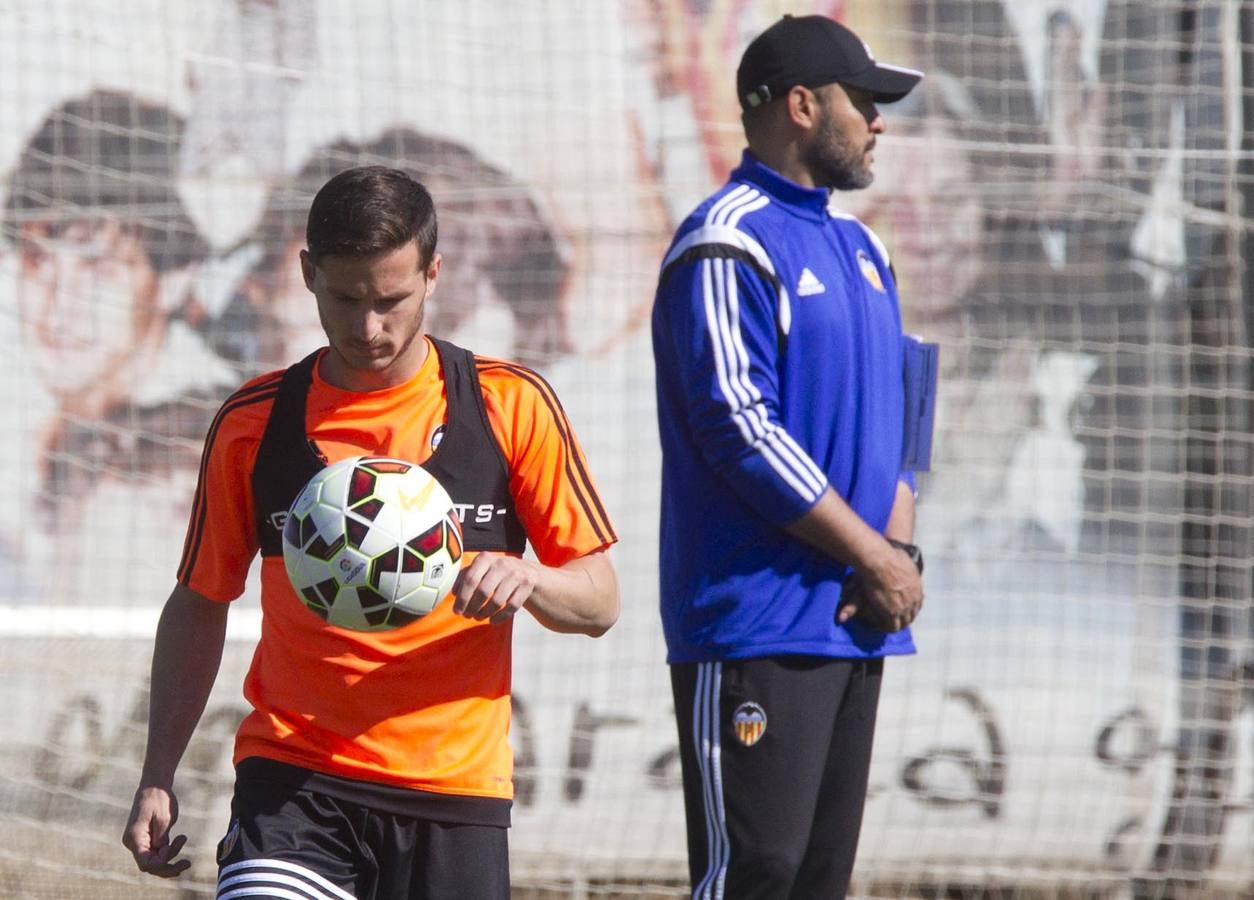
[424,252,442,298]
[299,249,316,292]
[786,85,821,130]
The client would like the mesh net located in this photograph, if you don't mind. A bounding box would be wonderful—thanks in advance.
[0,0,1250,897]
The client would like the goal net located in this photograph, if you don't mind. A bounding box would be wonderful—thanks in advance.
[0,0,1250,897]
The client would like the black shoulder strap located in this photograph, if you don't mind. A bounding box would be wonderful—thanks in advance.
[252,351,327,556]
[422,338,529,554]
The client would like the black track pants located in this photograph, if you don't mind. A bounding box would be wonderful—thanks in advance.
[671,655,883,899]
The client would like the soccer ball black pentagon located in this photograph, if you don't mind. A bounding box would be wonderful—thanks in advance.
[282,456,463,631]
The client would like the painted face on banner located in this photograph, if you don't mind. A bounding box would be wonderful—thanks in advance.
[17,218,161,397]
[854,115,983,333]
[624,0,846,182]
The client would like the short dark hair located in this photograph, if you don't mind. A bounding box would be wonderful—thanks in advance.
[1,89,209,272]
[250,128,564,295]
[305,165,437,267]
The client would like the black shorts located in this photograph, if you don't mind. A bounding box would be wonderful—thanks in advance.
[671,655,883,900]
[215,762,510,900]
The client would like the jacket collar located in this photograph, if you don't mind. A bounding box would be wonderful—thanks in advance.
[731,150,831,221]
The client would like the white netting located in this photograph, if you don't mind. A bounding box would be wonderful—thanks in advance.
[0,1,1250,897]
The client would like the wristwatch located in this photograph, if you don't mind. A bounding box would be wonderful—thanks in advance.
[887,538,924,574]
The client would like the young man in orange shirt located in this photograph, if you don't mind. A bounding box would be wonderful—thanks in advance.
[122,166,619,899]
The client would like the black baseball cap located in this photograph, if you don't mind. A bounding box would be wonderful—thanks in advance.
[737,15,923,110]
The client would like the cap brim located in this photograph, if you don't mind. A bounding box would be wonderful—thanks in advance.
[843,63,923,103]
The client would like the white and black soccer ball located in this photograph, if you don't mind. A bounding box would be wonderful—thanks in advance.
[281,456,463,631]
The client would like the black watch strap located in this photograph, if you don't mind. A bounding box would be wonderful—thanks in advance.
[887,538,924,574]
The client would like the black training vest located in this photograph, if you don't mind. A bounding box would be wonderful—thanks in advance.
[252,337,528,557]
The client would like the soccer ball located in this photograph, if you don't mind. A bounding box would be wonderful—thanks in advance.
[281,456,464,631]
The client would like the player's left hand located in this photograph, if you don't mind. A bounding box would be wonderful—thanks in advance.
[451,553,540,624]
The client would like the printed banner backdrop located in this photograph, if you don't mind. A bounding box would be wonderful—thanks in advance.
[0,1,1250,897]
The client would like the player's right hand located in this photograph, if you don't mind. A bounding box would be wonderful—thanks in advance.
[122,785,191,878]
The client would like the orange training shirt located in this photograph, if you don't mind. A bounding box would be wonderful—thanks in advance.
[176,337,617,800]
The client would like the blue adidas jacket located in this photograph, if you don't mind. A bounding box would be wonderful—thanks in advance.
[652,151,917,663]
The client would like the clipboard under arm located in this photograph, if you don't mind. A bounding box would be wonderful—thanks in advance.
[901,335,939,471]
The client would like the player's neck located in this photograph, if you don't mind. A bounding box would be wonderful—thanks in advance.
[319,335,430,393]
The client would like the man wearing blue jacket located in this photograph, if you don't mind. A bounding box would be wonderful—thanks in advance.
[651,15,927,899]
